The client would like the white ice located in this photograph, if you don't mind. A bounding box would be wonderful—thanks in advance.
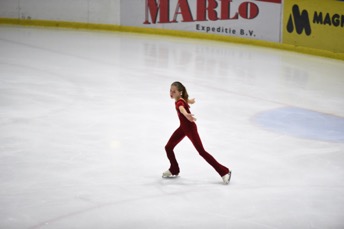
[1,25,344,229]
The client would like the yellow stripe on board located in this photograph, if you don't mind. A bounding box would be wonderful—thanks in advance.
[0,17,343,61]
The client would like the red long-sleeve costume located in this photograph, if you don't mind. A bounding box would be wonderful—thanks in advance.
[165,99,229,177]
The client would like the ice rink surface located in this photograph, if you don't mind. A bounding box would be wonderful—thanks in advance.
[1,25,344,229]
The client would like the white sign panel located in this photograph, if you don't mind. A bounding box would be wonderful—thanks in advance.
[121,0,282,42]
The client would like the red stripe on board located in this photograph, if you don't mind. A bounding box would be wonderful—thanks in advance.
[255,0,282,3]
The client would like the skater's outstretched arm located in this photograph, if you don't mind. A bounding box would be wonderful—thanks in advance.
[179,106,197,122]
[188,98,195,105]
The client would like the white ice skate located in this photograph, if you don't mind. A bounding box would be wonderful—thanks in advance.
[162,170,178,178]
[222,171,232,185]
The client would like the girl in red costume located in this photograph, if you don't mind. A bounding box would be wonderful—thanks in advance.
[163,82,231,184]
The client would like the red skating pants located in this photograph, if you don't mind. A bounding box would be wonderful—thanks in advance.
[165,124,229,177]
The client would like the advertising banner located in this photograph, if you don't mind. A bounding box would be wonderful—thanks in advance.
[121,0,282,42]
[283,0,344,53]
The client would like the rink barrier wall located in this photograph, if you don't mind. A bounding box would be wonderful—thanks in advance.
[120,0,283,43]
[283,0,344,55]
[0,17,343,61]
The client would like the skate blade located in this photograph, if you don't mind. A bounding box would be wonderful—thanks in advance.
[162,174,179,179]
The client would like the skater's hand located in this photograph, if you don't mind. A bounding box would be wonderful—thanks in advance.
[179,106,197,122]
[185,113,197,122]
[188,98,196,105]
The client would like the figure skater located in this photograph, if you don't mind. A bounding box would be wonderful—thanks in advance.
[163,81,231,184]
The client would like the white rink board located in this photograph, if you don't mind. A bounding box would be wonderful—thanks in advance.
[121,0,282,42]
[0,0,121,25]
